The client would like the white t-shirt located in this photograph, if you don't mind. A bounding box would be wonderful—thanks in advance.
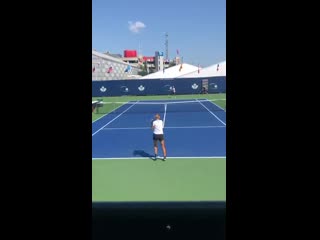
[153,119,164,134]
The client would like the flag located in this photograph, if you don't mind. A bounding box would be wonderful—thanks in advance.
[125,65,132,73]
[107,66,113,73]
[216,64,219,71]
[177,49,179,55]
[198,64,200,74]
[92,67,95,72]
[179,64,183,72]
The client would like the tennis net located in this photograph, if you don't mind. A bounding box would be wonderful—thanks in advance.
[92,99,226,115]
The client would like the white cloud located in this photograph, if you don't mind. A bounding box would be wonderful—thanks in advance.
[128,21,146,33]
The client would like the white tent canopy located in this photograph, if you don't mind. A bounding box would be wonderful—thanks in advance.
[140,63,199,79]
[177,61,226,78]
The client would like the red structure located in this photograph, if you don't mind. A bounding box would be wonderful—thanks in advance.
[124,50,137,58]
[142,56,155,62]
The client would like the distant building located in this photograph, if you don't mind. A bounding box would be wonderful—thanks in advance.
[174,56,181,65]
[104,51,122,58]
[92,48,176,80]
[122,50,140,66]
[155,51,164,72]
[92,50,140,80]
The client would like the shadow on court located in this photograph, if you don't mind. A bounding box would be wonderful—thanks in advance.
[133,150,154,160]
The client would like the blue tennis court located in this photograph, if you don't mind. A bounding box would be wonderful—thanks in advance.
[92,99,226,159]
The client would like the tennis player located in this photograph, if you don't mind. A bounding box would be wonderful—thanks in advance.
[151,113,167,161]
[172,86,176,95]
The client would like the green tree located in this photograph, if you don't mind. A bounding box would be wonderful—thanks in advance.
[138,62,148,76]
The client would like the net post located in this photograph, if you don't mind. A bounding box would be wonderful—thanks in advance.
[96,98,103,114]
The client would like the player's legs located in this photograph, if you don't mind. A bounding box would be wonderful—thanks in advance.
[160,140,167,159]
[153,140,158,157]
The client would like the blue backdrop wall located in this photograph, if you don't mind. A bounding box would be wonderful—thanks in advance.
[92,77,226,97]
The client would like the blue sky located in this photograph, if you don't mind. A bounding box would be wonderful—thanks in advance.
[92,0,225,67]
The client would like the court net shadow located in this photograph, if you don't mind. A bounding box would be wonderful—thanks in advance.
[133,150,154,160]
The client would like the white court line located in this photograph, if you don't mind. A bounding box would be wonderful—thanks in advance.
[163,104,167,127]
[92,156,226,160]
[92,101,139,136]
[196,99,226,126]
[92,99,226,124]
[206,99,225,111]
[92,101,129,123]
[101,126,226,130]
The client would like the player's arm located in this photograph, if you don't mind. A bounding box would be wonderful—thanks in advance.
[151,119,155,129]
